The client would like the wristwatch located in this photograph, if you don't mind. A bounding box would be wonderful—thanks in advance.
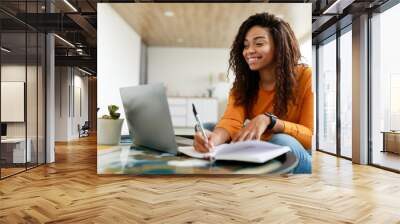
[264,112,278,130]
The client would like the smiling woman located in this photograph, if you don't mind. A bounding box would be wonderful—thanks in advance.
[193,12,313,174]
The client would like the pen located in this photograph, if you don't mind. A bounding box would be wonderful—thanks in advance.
[192,103,209,144]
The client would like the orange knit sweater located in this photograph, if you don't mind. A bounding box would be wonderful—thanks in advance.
[215,65,314,149]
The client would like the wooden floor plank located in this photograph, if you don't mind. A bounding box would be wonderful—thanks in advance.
[0,135,399,223]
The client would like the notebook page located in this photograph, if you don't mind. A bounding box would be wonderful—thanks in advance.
[178,144,226,159]
[215,140,290,163]
[216,145,290,163]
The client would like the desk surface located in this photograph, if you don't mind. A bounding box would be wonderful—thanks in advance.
[1,138,27,143]
[97,143,298,175]
[381,131,400,134]
[174,127,195,136]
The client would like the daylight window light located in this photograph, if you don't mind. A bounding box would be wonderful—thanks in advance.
[322,0,349,14]
[78,67,92,76]
[1,47,11,53]
[164,11,175,17]
[63,0,78,12]
[54,34,75,48]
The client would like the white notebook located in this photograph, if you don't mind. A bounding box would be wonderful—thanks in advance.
[178,140,290,163]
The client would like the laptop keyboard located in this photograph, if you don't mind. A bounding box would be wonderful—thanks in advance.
[120,135,193,147]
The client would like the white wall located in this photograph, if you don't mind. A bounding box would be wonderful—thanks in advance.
[1,64,47,163]
[98,3,142,135]
[55,67,68,141]
[54,67,89,141]
[72,74,89,138]
[148,47,231,97]
[300,39,312,65]
[1,66,26,125]
[1,65,40,138]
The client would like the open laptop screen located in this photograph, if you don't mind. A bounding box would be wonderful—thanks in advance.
[120,83,179,155]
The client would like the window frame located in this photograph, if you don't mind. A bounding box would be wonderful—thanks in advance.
[368,0,400,173]
[314,23,353,161]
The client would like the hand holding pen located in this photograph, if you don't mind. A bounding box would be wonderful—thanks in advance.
[192,104,215,153]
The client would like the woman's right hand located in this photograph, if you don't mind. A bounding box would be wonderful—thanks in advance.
[193,130,219,153]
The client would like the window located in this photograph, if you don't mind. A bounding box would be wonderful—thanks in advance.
[317,36,337,154]
[339,28,352,158]
[371,2,400,171]
[0,1,47,179]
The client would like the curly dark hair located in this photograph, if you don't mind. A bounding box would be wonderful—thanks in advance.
[229,12,301,117]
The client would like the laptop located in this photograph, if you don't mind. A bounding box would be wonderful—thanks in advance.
[120,83,193,155]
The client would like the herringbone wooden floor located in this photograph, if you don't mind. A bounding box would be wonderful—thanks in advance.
[1,135,400,224]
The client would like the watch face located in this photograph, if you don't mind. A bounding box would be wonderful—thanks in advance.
[266,112,277,118]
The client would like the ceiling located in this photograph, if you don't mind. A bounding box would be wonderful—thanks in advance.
[0,0,98,73]
[112,3,312,48]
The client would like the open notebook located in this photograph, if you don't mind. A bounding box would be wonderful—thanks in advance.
[178,140,290,163]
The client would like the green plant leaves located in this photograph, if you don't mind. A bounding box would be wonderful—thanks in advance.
[108,105,121,119]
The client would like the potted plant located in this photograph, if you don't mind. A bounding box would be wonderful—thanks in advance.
[97,105,124,145]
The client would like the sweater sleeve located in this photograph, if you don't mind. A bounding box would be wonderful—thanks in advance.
[215,93,246,140]
[282,67,314,149]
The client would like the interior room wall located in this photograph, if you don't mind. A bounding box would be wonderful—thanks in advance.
[80,75,89,123]
[54,67,89,141]
[98,3,142,135]
[55,67,68,141]
[147,47,233,119]
[1,64,45,164]
[300,39,312,65]
[147,47,231,97]
[1,65,37,138]
[72,73,89,138]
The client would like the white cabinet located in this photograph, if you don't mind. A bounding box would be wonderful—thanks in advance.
[186,98,218,127]
[168,98,187,127]
[168,97,218,127]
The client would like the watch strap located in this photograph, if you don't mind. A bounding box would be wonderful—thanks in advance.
[265,112,277,130]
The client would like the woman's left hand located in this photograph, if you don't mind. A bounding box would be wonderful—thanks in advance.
[232,114,270,142]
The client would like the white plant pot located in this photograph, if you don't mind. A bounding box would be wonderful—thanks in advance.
[97,118,124,145]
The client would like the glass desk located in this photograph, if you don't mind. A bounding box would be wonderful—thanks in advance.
[98,143,298,175]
